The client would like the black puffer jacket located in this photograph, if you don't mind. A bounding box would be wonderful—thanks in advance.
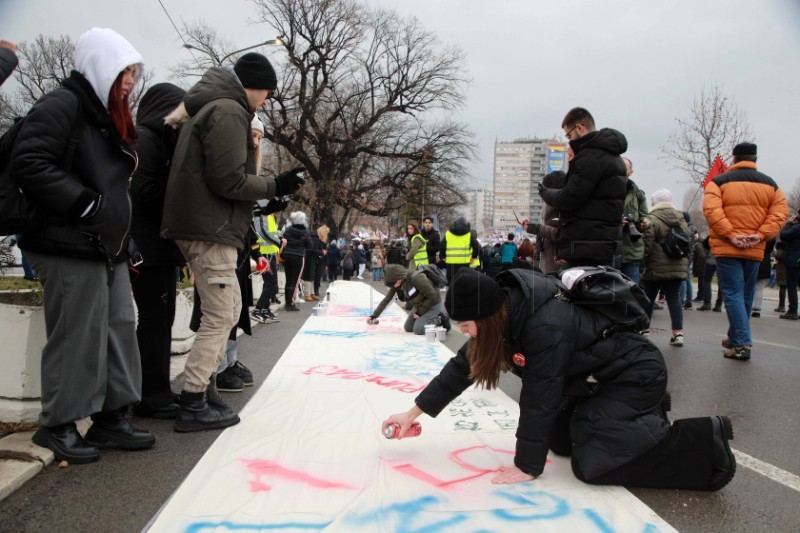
[13,71,136,263]
[415,268,669,479]
[130,83,186,267]
[539,128,627,264]
[282,224,312,258]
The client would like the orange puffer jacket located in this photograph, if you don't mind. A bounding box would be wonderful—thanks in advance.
[702,161,788,260]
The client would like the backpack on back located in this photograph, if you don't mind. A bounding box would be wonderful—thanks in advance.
[411,263,448,288]
[553,266,650,336]
[660,224,692,259]
[0,92,82,235]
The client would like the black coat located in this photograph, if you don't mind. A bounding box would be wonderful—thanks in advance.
[0,47,18,87]
[282,224,312,258]
[415,269,669,479]
[13,71,136,263]
[540,128,627,265]
[420,227,441,264]
[130,83,186,267]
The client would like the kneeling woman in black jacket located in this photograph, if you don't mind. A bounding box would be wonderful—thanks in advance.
[382,268,736,490]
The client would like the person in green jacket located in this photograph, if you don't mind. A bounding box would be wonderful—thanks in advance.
[620,157,650,283]
[367,264,443,335]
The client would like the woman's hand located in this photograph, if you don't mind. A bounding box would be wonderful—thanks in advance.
[491,465,535,485]
[381,405,423,439]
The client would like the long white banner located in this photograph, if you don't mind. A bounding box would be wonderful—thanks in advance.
[148,281,675,532]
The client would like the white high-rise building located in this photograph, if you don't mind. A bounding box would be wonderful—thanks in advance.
[462,188,494,237]
[492,138,567,232]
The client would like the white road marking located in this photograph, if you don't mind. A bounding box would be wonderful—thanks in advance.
[732,448,800,492]
[715,334,800,351]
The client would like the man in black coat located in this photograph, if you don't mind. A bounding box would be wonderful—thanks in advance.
[420,216,441,266]
[539,107,627,268]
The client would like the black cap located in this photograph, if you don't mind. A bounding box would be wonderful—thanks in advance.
[444,269,505,321]
[732,142,757,156]
[234,52,278,91]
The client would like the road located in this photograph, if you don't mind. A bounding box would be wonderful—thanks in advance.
[0,280,798,532]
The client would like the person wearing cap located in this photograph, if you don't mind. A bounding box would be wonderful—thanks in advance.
[367,264,443,334]
[382,268,737,491]
[702,142,788,361]
[11,28,154,463]
[641,188,689,346]
[161,52,306,432]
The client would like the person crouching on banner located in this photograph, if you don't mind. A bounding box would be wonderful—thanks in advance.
[367,264,443,334]
[382,268,736,490]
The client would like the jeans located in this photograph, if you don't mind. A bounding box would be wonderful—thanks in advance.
[372,267,384,281]
[679,261,693,303]
[715,257,759,347]
[620,261,641,284]
[643,279,683,331]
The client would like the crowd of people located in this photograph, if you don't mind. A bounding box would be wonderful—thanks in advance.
[3,28,797,497]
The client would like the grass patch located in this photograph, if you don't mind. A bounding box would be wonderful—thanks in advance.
[0,277,41,291]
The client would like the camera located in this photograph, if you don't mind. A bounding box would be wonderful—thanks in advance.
[623,214,642,242]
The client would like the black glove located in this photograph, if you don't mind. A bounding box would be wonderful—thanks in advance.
[263,197,289,215]
[274,166,306,197]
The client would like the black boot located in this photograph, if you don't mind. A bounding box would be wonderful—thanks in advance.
[708,416,736,490]
[32,422,99,464]
[174,391,240,433]
[85,409,156,450]
[207,373,234,411]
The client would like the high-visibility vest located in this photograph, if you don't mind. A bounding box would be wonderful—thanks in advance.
[445,231,471,264]
[471,255,481,269]
[411,233,428,266]
[257,215,280,255]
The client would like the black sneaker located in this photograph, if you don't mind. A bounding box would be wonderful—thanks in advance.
[264,310,279,323]
[272,296,282,305]
[683,301,693,310]
[751,310,761,318]
[216,367,245,392]
[723,345,751,361]
[697,303,711,311]
[285,303,300,312]
[230,360,254,386]
[713,304,723,312]
[251,309,270,324]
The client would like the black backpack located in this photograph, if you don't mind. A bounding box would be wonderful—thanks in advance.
[411,264,448,288]
[552,266,651,336]
[661,224,692,259]
[0,94,82,235]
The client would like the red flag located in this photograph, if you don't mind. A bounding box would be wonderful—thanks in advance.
[702,154,729,189]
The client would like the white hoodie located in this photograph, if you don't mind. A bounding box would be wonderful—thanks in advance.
[73,27,143,108]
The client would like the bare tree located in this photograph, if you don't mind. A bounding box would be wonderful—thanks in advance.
[682,186,707,236]
[661,84,754,186]
[786,176,800,213]
[247,0,476,235]
[1,34,152,134]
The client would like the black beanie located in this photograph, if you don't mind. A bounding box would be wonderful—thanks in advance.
[445,269,505,321]
[732,142,757,156]
[234,53,278,91]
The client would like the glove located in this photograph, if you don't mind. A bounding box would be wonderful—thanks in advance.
[256,256,269,274]
[274,166,306,197]
[263,197,289,215]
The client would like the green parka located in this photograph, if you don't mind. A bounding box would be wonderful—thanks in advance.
[642,203,689,281]
[621,179,649,263]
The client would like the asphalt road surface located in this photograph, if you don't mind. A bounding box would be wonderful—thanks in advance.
[0,279,798,532]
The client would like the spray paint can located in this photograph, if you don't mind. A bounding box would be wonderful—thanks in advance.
[383,421,422,439]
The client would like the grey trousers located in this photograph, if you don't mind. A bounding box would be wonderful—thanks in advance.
[27,251,141,427]
[404,301,444,335]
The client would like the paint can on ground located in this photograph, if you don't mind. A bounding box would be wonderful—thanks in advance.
[435,326,447,341]
[383,422,422,439]
[425,325,436,343]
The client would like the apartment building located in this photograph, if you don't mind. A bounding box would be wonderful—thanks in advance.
[462,187,494,237]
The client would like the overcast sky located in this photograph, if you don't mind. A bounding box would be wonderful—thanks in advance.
[3,0,799,209]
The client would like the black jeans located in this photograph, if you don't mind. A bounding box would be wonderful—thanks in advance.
[130,265,177,414]
[700,264,723,306]
[283,254,304,305]
[643,279,683,330]
[255,255,278,310]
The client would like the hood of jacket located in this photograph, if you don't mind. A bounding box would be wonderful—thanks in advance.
[448,217,471,236]
[184,66,250,118]
[650,202,684,227]
[73,27,143,108]
[383,264,408,283]
[495,268,559,342]
[570,127,627,157]
[136,82,186,131]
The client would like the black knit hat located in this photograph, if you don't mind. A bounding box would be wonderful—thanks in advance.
[732,142,757,156]
[445,269,505,321]
[234,53,278,91]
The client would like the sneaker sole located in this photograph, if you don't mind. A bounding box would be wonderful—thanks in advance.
[84,427,155,450]
[723,349,751,361]
[174,415,241,433]
[215,386,245,392]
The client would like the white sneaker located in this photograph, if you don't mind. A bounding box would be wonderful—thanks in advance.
[669,333,684,347]
[295,298,305,304]
[357,276,364,280]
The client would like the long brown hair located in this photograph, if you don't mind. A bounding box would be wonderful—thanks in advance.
[466,302,508,389]
[107,71,135,144]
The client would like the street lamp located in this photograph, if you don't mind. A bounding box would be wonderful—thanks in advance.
[182,36,284,66]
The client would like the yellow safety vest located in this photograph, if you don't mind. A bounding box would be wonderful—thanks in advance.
[445,231,471,264]
[471,255,481,269]
[258,215,280,255]
[411,233,428,266]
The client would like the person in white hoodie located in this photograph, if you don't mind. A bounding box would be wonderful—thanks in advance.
[12,28,154,464]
